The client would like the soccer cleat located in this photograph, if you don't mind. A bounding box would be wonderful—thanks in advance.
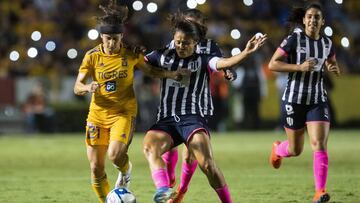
[168,188,186,203]
[153,187,174,203]
[270,141,282,169]
[313,190,330,203]
[115,162,132,189]
[169,178,176,188]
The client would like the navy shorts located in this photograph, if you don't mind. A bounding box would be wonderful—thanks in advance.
[280,101,330,130]
[148,114,210,148]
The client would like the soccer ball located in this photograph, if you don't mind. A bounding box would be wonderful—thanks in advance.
[106,188,136,203]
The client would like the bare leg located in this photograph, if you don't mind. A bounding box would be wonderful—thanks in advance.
[187,131,232,203]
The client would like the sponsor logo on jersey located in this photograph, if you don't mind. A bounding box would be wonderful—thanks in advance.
[285,104,294,115]
[105,81,116,92]
[98,70,128,79]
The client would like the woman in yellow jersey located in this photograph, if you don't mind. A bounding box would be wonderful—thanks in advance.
[73,1,187,202]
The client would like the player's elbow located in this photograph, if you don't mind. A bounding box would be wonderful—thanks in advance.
[268,60,277,71]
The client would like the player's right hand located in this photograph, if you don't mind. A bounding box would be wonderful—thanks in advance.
[298,59,317,72]
[88,81,99,93]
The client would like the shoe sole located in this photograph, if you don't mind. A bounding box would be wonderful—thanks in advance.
[314,193,330,203]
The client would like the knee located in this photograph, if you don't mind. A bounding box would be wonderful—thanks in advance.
[143,142,155,158]
[310,139,327,151]
[108,148,126,163]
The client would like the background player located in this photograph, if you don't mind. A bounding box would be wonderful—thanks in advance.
[73,1,188,202]
[143,17,266,203]
[268,3,340,203]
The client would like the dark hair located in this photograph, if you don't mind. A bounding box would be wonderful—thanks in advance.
[287,2,324,32]
[169,9,206,40]
[96,0,128,34]
[173,20,202,43]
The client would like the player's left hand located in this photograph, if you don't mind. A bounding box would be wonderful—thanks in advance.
[327,63,340,76]
[244,33,267,54]
[223,69,237,81]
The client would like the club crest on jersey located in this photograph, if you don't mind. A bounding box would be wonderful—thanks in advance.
[105,81,116,92]
[122,58,128,67]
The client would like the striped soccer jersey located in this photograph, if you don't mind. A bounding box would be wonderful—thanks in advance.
[279,31,335,105]
[145,46,219,121]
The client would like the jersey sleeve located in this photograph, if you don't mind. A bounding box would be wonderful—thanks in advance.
[209,40,223,57]
[78,52,93,74]
[278,33,297,56]
[144,50,162,67]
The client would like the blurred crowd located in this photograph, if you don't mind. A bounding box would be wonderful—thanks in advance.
[0,0,359,131]
[1,0,360,78]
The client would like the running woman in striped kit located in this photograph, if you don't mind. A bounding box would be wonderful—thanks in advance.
[268,3,340,203]
[161,9,236,203]
[143,16,266,203]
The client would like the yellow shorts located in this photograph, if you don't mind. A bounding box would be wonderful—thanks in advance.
[85,116,136,146]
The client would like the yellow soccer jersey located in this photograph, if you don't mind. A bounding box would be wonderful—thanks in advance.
[79,44,142,127]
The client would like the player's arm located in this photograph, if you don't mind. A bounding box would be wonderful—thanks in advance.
[269,49,317,73]
[325,55,340,76]
[73,72,99,96]
[215,34,267,70]
[136,58,190,81]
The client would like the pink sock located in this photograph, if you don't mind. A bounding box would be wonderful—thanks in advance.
[313,151,328,191]
[276,140,291,157]
[215,184,232,203]
[162,149,178,182]
[151,168,170,189]
[178,160,198,193]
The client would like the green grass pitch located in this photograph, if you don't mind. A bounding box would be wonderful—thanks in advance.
[0,130,359,202]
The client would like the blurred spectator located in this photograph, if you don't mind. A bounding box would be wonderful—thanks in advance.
[209,71,230,131]
[21,82,54,133]
[233,53,267,129]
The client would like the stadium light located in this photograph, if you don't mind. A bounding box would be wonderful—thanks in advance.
[27,47,38,58]
[231,48,241,56]
[196,0,206,5]
[230,29,241,39]
[88,29,99,40]
[31,31,42,41]
[45,41,56,52]
[133,1,143,11]
[67,48,78,59]
[334,0,343,4]
[187,0,197,9]
[9,51,20,61]
[341,37,349,48]
[324,26,333,37]
[243,0,253,6]
[147,2,158,13]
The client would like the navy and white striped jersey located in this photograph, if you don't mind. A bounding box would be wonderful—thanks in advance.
[167,38,223,56]
[145,47,219,121]
[279,31,335,105]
